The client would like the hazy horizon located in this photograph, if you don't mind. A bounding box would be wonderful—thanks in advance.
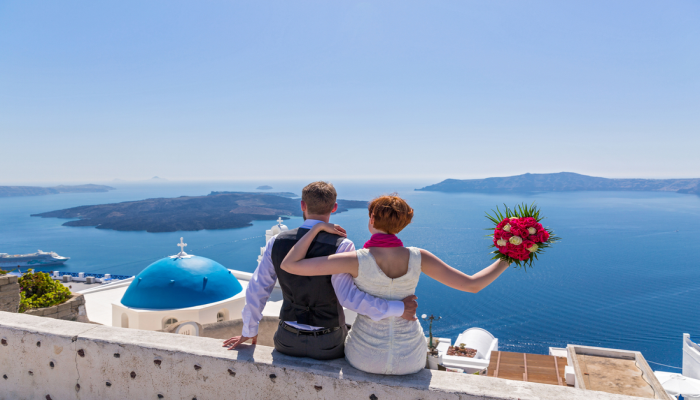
[2,1,698,184]
[4,171,700,188]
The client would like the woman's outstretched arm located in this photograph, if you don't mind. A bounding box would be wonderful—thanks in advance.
[420,249,510,293]
[281,222,360,277]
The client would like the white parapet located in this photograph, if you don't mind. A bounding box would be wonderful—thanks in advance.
[565,365,576,386]
[549,347,568,358]
[684,333,700,380]
[0,311,656,400]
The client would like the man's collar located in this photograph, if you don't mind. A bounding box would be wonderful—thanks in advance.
[300,219,323,229]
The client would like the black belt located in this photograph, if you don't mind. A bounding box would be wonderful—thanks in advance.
[279,321,340,336]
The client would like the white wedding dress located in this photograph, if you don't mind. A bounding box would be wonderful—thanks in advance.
[344,247,427,375]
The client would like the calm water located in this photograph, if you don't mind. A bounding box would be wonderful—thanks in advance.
[1,181,699,371]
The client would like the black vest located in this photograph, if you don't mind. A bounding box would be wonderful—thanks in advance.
[272,228,345,328]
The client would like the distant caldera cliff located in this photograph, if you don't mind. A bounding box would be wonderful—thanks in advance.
[0,184,115,198]
[417,172,700,194]
[31,192,368,233]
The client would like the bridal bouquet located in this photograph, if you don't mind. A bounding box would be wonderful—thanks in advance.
[486,203,558,269]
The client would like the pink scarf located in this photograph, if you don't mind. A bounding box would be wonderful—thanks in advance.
[363,233,404,248]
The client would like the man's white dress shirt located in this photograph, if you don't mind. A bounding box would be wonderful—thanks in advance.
[241,219,405,337]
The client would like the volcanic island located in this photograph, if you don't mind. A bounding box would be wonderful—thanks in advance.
[32,192,368,233]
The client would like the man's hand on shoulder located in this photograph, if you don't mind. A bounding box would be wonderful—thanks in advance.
[401,295,418,321]
[223,335,257,349]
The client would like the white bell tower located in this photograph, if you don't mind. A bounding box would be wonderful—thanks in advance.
[258,217,289,264]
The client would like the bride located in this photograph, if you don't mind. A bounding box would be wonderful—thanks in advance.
[281,194,510,375]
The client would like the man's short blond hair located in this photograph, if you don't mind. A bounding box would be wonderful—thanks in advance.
[302,181,337,215]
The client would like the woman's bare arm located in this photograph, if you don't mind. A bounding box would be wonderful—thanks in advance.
[281,223,360,277]
[420,249,510,293]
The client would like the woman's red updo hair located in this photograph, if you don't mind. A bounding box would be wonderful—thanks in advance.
[368,194,414,234]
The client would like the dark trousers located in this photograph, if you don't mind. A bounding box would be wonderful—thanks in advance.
[273,323,347,360]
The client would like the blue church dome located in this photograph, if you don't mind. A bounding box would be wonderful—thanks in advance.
[121,254,243,310]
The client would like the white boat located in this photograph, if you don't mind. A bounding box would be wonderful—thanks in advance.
[0,250,69,268]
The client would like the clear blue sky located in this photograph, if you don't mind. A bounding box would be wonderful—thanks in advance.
[1,1,698,184]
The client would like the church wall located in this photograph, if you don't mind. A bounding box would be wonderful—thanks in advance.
[111,295,246,331]
[197,295,246,325]
[0,311,648,400]
[136,308,200,331]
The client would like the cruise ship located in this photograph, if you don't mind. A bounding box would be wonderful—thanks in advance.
[0,250,69,268]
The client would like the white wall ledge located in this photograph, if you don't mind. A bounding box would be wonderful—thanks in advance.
[0,311,652,400]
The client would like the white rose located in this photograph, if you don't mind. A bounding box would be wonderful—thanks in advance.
[509,236,523,245]
[496,239,507,247]
[527,243,539,252]
[527,227,537,235]
[503,223,511,232]
[510,217,519,220]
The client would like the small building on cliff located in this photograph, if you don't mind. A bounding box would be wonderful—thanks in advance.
[111,238,245,331]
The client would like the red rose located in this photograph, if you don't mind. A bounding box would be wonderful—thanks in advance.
[520,247,532,259]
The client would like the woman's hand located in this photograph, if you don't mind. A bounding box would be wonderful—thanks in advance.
[281,221,358,277]
[313,222,347,237]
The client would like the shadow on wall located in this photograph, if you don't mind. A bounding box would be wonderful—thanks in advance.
[162,316,281,347]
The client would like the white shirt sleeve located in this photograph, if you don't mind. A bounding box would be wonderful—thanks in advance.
[241,237,278,337]
[331,239,405,321]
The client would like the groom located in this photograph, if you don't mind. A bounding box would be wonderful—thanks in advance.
[224,181,418,360]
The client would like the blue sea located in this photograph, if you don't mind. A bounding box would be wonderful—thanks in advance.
[1,180,699,372]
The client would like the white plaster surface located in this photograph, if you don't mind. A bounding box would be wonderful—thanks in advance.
[1,311,655,400]
[110,290,247,330]
[78,279,131,326]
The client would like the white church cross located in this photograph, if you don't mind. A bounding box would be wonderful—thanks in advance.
[277,217,284,226]
[177,237,188,256]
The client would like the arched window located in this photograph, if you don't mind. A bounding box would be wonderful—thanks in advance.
[163,317,178,329]
[121,313,129,328]
[217,309,229,322]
